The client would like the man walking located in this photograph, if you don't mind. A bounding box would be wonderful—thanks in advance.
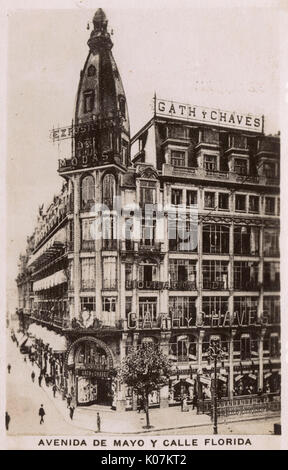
[69,405,75,420]
[5,412,11,431]
[39,404,45,424]
[66,393,72,408]
[31,371,35,383]
[38,374,43,387]
[7,364,11,374]
[96,412,101,433]
[52,384,57,398]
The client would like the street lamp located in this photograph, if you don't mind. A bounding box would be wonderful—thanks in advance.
[208,338,224,435]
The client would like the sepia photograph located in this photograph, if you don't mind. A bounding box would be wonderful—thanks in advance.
[1,0,287,452]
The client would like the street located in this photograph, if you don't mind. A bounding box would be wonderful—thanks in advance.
[6,334,93,436]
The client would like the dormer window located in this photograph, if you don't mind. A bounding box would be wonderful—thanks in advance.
[83,90,94,113]
[234,158,247,175]
[204,155,217,171]
[87,65,96,77]
[171,150,185,167]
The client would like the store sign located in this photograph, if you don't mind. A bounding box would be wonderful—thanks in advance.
[155,98,264,133]
[76,369,110,379]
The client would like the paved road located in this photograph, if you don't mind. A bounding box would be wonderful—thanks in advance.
[6,336,93,436]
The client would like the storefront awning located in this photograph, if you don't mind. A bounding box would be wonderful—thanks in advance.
[33,269,67,292]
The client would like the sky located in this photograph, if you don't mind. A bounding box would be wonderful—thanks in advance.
[4,1,286,312]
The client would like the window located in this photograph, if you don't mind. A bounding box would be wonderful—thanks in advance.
[125,297,132,317]
[263,229,279,256]
[202,261,228,289]
[169,259,197,289]
[139,297,158,328]
[125,264,133,289]
[141,216,156,246]
[168,125,187,139]
[234,262,259,290]
[121,140,128,166]
[169,297,197,327]
[202,129,219,144]
[80,297,96,313]
[102,215,117,250]
[229,134,247,149]
[240,335,251,360]
[102,257,117,289]
[204,155,217,171]
[204,192,215,209]
[87,65,96,77]
[140,180,156,207]
[171,188,183,205]
[169,216,198,252]
[81,175,95,211]
[203,224,229,254]
[270,335,280,358]
[233,297,258,326]
[102,297,116,313]
[119,96,126,118]
[218,193,229,210]
[171,150,185,167]
[234,158,247,175]
[81,258,95,290]
[83,90,94,113]
[102,173,115,209]
[263,162,276,178]
[235,194,246,212]
[249,196,259,213]
[169,336,197,363]
[234,226,259,255]
[202,297,228,326]
[263,296,280,324]
[186,190,197,206]
[265,197,275,215]
[263,262,280,290]
[81,219,95,250]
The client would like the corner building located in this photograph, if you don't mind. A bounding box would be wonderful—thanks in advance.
[16,9,280,410]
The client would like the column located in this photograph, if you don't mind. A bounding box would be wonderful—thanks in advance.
[229,329,237,399]
[258,225,264,321]
[94,170,102,317]
[116,333,128,411]
[258,328,266,391]
[132,261,138,327]
[119,262,126,328]
[73,174,81,319]
[159,332,171,408]
[197,329,205,367]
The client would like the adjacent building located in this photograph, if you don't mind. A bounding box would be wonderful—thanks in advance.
[16,8,280,411]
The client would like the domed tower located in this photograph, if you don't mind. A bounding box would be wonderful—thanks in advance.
[73,8,130,169]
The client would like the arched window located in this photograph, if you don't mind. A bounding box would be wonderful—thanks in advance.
[81,174,95,211]
[102,173,116,209]
[119,96,126,118]
[87,64,96,77]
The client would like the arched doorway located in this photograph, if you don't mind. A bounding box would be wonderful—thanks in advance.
[66,337,114,406]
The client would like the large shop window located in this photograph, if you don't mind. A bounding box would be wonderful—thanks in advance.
[233,297,258,326]
[234,226,259,255]
[263,296,280,324]
[81,175,95,211]
[202,297,228,326]
[203,224,229,254]
[102,173,116,210]
[263,262,280,290]
[139,297,158,328]
[202,260,228,289]
[233,261,259,290]
[263,229,280,256]
[169,259,197,289]
[81,259,95,290]
[169,297,197,327]
[169,216,197,252]
[102,257,117,289]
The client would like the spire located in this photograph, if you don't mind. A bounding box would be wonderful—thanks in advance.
[88,8,113,51]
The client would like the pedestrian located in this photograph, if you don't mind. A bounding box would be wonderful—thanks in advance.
[69,405,75,420]
[31,371,35,383]
[7,364,11,374]
[45,374,49,386]
[52,384,57,398]
[31,357,35,367]
[96,412,101,433]
[66,394,72,408]
[39,404,45,424]
[5,412,11,431]
[38,374,43,387]
[192,394,198,411]
[137,397,144,413]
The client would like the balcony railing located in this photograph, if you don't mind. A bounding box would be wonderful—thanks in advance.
[81,240,95,251]
[234,280,261,291]
[125,280,163,290]
[202,281,227,290]
[139,241,162,252]
[102,239,117,250]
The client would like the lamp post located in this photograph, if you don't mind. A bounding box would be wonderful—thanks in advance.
[208,338,224,435]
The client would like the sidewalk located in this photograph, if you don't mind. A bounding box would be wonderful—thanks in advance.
[10,337,280,435]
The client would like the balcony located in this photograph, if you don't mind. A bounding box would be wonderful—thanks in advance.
[234,280,261,291]
[81,240,95,251]
[139,241,162,253]
[169,280,197,291]
[102,239,118,251]
[202,281,227,290]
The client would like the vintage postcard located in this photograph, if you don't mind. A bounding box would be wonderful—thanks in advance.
[1,0,287,453]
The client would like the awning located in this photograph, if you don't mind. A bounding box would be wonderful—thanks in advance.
[33,269,67,292]
[28,228,66,267]
[200,376,211,385]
